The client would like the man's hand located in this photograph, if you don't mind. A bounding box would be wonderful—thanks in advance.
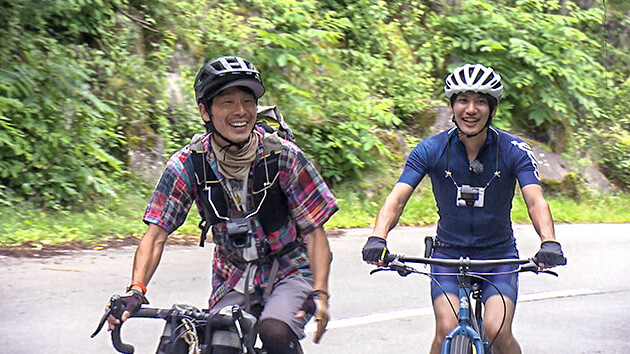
[534,240,567,268]
[362,236,389,265]
[106,290,148,331]
[295,290,329,344]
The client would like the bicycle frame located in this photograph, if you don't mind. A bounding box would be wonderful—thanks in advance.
[441,274,485,354]
[371,255,560,354]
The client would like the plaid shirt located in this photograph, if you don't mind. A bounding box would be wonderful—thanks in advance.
[143,127,338,307]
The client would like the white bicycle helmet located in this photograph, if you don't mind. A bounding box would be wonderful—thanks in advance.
[444,64,503,102]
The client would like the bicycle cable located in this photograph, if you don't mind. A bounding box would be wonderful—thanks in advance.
[379,266,513,350]
[373,259,553,351]
[170,316,202,354]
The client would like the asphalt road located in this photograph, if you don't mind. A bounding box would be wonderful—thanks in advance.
[1,223,629,353]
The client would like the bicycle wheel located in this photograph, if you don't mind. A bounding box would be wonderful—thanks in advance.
[449,335,475,354]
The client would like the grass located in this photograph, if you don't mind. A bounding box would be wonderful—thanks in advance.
[1,186,629,250]
[0,191,200,250]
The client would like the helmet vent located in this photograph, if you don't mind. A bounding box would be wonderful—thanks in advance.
[482,75,494,85]
[444,63,503,101]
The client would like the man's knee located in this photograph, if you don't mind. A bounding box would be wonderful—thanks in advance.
[436,316,458,336]
[483,320,511,340]
[483,296,516,338]
[433,295,459,338]
[258,318,302,354]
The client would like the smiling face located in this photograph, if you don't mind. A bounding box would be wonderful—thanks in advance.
[199,86,258,146]
[449,91,497,138]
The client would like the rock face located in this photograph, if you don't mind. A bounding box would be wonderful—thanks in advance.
[129,136,166,186]
[582,164,615,194]
[530,144,570,181]
[429,106,613,193]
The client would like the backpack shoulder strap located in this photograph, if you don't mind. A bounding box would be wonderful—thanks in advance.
[188,133,223,247]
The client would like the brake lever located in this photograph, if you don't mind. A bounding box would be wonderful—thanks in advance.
[369,265,414,277]
[369,267,392,275]
[520,262,559,277]
[91,295,124,338]
[540,269,559,277]
[91,307,111,338]
[91,295,136,353]
[394,265,413,277]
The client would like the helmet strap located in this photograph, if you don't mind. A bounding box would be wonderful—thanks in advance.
[200,95,256,151]
[204,120,250,151]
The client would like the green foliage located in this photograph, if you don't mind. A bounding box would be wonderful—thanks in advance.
[2,0,630,213]
[0,198,143,248]
[0,0,203,207]
[6,182,630,249]
[511,190,630,224]
[0,41,124,207]
[597,128,630,189]
[421,0,605,136]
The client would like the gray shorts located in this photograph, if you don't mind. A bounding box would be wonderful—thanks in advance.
[210,275,314,339]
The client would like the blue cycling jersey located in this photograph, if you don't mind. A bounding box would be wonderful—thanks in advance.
[398,127,541,247]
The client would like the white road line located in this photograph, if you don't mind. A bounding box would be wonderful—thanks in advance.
[519,288,601,302]
[305,288,601,333]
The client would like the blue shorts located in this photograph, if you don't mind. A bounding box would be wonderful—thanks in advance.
[430,241,519,303]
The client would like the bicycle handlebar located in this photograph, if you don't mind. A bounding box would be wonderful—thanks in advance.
[384,254,535,268]
[374,254,560,277]
[92,295,213,354]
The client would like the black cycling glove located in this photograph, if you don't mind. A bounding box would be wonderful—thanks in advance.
[362,236,389,263]
[534,241,567,266]
[112,289,149,319]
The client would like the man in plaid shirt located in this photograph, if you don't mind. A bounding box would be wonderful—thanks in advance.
[107,56,338,353]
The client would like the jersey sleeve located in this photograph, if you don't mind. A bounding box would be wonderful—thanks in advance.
[397,140,433,188]
[142,148,196,234]
[509,139,541,188]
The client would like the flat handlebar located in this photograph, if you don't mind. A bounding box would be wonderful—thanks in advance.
[384,254,534,268]
[373,254,560,277]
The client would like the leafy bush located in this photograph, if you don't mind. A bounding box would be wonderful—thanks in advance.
[2,0,630,211]
[598,129,630,189]
[422,0,605,138]
[0,41,124,207]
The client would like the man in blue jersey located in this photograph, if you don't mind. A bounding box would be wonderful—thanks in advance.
[362,64,566,353]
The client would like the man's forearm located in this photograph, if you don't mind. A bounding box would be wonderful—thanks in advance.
[522,185,555,242]
[306,227,331,293]
[130,224,168,291]
[529,202,555,242]
[372,183,414,238]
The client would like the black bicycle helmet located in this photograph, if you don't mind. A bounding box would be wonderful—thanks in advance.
[194,56,265,104]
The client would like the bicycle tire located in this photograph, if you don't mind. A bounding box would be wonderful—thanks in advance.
[449,335,475,354]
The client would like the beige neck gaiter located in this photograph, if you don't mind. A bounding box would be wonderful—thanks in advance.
[211,133,258,180]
